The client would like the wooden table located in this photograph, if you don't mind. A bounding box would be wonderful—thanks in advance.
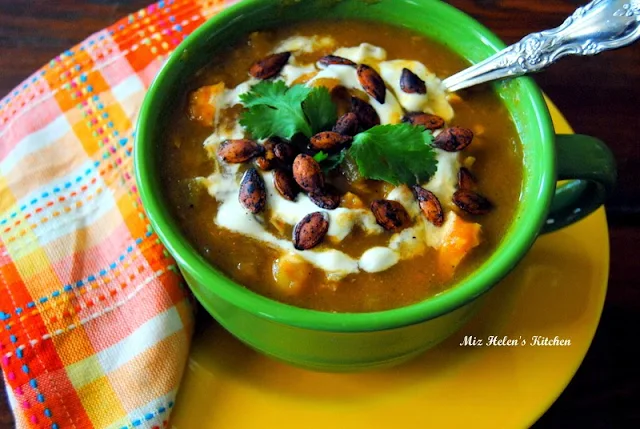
[0,1,637,427]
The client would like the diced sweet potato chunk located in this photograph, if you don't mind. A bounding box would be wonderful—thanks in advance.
[340,192,365,210]
[272,254,312,295]
[187,82,225,126]
[437,213,482,279]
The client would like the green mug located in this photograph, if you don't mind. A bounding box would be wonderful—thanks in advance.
[135,0,616,371]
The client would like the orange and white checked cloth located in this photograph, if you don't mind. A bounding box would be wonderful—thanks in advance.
[0,1,240,427]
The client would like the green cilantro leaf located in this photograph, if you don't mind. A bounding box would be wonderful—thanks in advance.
[239,81,337,140]
[313,150,346,173]
[303,86,337,134]
[348,123,438,186]
[313,151,329,163]
[239,81,312,139]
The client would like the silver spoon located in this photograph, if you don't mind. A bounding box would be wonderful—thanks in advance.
[442,0,640,92]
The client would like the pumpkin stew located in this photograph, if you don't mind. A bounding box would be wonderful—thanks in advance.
[159,20,523,313]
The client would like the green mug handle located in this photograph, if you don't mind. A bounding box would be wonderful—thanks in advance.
[541,134,617,234]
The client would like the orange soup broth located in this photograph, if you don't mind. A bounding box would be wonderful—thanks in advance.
[160,20,523,312]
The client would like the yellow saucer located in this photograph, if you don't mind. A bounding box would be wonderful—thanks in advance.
[169,101,609,429]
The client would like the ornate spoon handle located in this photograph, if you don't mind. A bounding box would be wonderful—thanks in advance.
[442,0,640,92]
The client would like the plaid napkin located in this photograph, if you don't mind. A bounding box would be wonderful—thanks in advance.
[0,1,239,427]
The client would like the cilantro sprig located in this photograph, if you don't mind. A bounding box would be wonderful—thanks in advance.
[239,81,438,186]
[348,124,437,186]
[313,150,347,173]
[239,81,337,139]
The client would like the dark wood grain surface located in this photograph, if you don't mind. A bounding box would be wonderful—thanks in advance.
[0,0,637,427]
